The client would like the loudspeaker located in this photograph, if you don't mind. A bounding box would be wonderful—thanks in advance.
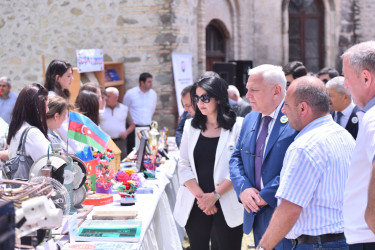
[212,62,237,87]
[229,60,253,97]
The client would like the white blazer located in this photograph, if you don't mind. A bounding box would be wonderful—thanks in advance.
[174,117,244,228]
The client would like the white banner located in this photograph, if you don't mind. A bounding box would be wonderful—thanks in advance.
[172,52,193,116]
[76,49,104,73]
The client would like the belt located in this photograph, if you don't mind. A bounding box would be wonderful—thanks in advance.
[290,233,345,245]
[112,138,122,142]
[135,124,150,128]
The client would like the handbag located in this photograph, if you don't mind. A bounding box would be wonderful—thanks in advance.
[2,127,35,180]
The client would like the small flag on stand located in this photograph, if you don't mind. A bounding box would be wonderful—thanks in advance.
[68,111,110,152]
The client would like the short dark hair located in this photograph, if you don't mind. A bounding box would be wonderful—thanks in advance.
[181,85,192,98]
[7,84,49,144]
[283,61,307,79]
[139,72,153,84]
[191,76,236,131]
[75,90,99,125]
[317,67,339,79]
[44,59,72,100]
[294,80,330,115]
[79,83,99,94]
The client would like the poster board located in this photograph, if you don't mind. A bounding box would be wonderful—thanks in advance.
[172,52,193,116]
[76,49,104,73]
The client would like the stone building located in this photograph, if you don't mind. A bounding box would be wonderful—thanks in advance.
[0,0,371,133]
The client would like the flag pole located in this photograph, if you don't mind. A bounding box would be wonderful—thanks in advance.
[66,111,69,155]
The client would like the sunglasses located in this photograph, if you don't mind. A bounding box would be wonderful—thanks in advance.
[193,94,211,103]
[32,83,47,101]
[32,83,45,95]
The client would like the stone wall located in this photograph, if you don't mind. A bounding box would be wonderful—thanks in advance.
[0,0,371,134]
[0,0,180,133]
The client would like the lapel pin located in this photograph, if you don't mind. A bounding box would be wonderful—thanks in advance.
[227,143,235,152]
[351,117,358,124]
[280,115,288,124]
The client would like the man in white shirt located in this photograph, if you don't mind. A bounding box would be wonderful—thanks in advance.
[123,72,157,153]
[342,41,375,249]
[326,76,359,139]
[100,87,135,159]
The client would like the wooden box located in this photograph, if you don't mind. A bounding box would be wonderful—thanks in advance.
[107,138,121,173]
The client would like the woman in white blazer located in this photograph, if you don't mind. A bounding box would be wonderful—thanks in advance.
[174,76,244,250]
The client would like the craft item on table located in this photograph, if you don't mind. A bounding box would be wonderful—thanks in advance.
[76,146,98,191]
[82,193,113,206]
[62,242,138,250]
[92,147,115,194]
[74,220,142,242]
[114,169,141,206]
[158,127,169,150]
[143,158,156,179]
[92,210,138,220]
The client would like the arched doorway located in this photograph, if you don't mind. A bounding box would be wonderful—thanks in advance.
[206,20,227,71]
[288,0,324,73]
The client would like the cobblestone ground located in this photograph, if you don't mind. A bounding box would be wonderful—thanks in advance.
[183,232,255,249]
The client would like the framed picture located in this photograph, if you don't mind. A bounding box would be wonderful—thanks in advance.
[135,136,147,173]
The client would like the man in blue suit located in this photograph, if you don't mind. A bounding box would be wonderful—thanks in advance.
[230,64,298,249]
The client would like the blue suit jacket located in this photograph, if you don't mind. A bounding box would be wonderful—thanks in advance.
[229,106,298,234]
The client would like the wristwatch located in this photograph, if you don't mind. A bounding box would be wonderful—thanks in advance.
[213,190,221,199]
[257,245,265,250]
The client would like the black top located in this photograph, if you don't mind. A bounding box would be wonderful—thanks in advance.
[193,133,220,193]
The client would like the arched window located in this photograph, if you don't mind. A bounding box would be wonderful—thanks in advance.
[289,0,324,73]
[206,21,226,71]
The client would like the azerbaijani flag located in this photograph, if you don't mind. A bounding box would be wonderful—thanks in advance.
[68,111,110,152]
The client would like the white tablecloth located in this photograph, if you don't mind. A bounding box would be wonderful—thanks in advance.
[87,150,183,250]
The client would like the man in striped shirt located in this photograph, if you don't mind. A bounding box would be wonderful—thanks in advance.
[257,76,355,250]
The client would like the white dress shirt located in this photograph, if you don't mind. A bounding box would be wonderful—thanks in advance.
[344,99,375,244]
[100,103,128,138]
[122,86,157,125]
[335,102,355,127]
[258,101,284,188]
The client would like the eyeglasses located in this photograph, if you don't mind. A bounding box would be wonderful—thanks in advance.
[193,94,211,103]
[286,81,291,87]
[32,83,47,102]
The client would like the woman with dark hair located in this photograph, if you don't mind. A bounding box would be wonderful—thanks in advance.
[75,90,100,125]
[174,76,244,250]
[7,84,50,162]
[79,82,104,111]
[44,59,73,100]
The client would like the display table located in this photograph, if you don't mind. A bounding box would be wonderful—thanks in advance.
[82,150,182,250]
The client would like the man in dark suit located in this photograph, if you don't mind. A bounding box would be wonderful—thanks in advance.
[230,64,298,249]
[228,85,252,117]
[326,76,359,139]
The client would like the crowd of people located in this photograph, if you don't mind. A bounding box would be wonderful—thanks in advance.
[174,40,375,250]
[0,59,157,168]
[1,40,375,250]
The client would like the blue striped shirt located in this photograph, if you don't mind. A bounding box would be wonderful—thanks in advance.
[276,115,355,239]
